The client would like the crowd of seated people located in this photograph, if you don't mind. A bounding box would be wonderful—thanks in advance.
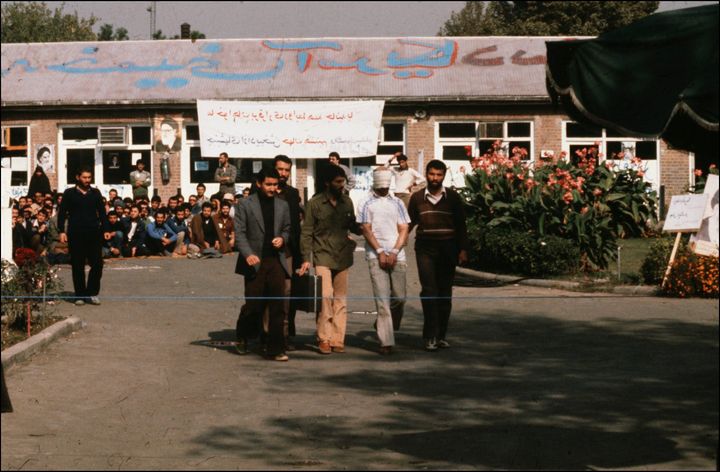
[11,183,248,264]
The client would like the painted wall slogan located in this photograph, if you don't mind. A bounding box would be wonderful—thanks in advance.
[197,100,385,158]
[2,39,547,91]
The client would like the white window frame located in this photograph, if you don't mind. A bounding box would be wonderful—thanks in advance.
[561,121,661,191]
[59,125,153,198]
[435,120,535,187]
[374,121,406,165]
[1,125,32,191]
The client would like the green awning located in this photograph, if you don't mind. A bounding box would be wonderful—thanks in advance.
[546,4,718,156]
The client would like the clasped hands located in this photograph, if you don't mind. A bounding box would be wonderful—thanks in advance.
[245,237,284,266]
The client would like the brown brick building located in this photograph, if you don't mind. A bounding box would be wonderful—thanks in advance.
[2,37,703,210]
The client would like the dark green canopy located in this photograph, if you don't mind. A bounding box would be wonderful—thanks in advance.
[546,4,718,156]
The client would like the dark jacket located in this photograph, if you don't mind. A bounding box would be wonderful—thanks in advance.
[233,194,291,278]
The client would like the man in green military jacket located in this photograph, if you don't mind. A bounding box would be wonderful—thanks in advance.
[299,165,361,355]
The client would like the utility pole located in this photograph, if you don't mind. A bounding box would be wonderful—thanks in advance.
[146,1,156,39]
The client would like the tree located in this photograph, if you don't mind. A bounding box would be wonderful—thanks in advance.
[97,23,128,41]
[1,1,98,43]
[153,29,207,40]
[439,1,660,36]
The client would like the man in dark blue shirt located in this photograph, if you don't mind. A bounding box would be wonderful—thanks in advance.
[57,166,111,306]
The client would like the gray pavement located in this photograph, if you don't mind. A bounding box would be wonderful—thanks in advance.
[1,244,718,470]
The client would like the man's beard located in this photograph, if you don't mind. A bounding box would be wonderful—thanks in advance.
[329,186,343,198]
[427,181,442,191]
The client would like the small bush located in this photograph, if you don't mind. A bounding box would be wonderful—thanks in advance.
[640,237,689,285]
[662,254,719,298]
[470,226,580,277]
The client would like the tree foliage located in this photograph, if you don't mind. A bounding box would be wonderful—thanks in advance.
[97,23,128,41]
[1,1,98,43]
[439,1,660,36]
[153,29,207,40]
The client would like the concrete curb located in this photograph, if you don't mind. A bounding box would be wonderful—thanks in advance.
[2,316,85,370]
[456,267,659,296]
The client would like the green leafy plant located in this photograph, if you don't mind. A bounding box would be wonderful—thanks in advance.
[461,143,658,270]
[1,249,63,340]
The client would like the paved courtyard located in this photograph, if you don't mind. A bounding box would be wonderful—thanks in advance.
[1,247,718,470]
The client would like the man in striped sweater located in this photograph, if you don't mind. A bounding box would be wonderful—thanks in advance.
[407,160,469,351]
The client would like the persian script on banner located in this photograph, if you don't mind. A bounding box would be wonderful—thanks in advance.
[197,100,385,158]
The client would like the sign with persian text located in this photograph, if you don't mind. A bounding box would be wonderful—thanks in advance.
[197,100,384,158]
[689,174,719,257]
[662,194,708,233]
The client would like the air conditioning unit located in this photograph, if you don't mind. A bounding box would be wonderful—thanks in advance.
[98,127,127,145]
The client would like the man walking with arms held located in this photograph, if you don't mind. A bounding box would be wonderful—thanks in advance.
[408,160,469,351]
[57,166,112,306]
[234,168,292,361]
[358,168,411,355]
[386,152,426,208]
[298,165,362,355]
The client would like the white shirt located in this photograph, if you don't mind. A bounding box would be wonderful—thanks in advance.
[357,192,411,261]
[425,187,447,205]
[390,166,426,194]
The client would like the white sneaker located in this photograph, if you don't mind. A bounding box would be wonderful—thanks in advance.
[74,299,85,306]
[424,338,438,351]
[88,296,101,306]
[437,339,451,349]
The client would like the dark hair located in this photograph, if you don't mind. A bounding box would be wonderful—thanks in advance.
[36,146,51,160]
[396,154,408,162]
[256,167,280,183]
[123,197,133,204]
[426,159,447,174]
[196,183,206,190]
[76,165,93,176]
[220,201,232,209]
[274,154,292,166]
[322,164,346,184]
[37,209,48,217]
[107,210,118,217]
[151,196,162,203]
[176,204,187,213]
[220,152,229,158]
[201,202,213,210]
[155,207,168,217]
[168,196,178,202]
[328,151,340,159]
[109,188,118,194]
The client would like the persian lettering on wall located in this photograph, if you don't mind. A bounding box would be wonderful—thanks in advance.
[197,100,385,158]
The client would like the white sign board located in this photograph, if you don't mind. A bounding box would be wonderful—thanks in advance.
[197,100,385,158]
[663,194,709,232]
[690,174,719,257]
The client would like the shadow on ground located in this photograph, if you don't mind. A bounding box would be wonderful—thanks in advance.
[188,309,718,469]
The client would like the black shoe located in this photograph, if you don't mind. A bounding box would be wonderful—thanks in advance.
[234,338,248,355]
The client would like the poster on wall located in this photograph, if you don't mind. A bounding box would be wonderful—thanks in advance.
[35,144,55,173]
[155,117,182,154]
[690,174,719,257]
[197,100,385,158]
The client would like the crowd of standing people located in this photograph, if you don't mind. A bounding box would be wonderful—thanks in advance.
[10,151,468,361]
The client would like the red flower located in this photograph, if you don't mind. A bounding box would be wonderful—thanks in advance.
[14,247,38,267]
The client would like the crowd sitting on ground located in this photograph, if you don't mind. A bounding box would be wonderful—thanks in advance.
[11,173,248,264]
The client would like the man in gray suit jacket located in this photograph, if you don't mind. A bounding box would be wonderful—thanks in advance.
[234,168,292,361]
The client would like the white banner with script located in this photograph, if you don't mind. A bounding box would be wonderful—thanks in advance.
[197,100,385,158]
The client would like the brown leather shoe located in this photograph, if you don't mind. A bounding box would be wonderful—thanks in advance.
[318,341,332,355]
[331,345,345,353]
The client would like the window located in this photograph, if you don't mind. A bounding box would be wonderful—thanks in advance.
[438,122,476,161]
[66,149,96,184]
[103,150,151,185]
[437,121,534,161]
[189,146,258,184]
[376,122,405,161]
[1,126,30,186]
[61,124,153,190]
[562,122,658,164]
